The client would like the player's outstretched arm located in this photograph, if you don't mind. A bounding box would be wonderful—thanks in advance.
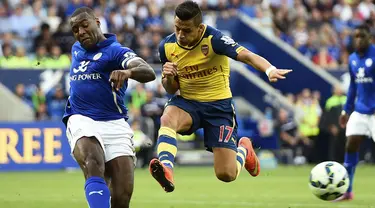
[110,58,156,90]
[236,49,292,82]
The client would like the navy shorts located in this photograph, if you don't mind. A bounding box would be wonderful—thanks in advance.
[166,95,238,152]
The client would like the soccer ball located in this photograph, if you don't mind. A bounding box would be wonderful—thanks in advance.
[309,161,349,201]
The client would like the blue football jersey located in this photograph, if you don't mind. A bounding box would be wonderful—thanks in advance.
[344,44,375,115]
[63,34,139,123]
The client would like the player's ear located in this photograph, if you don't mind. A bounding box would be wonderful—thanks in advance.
[95,17,101,27]
[198,23,204,32]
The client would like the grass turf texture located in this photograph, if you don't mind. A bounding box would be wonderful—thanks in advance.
[0,165,374,208]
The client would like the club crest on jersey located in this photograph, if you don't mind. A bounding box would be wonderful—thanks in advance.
[365,58,373,67]
[201,44,209,56]
[93,52,102,60]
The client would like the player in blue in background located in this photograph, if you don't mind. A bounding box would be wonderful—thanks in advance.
[63,7,155,208]
[339,24,375,201]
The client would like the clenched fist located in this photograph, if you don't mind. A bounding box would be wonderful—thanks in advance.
[162,62,178,78]
[110,70,132,91]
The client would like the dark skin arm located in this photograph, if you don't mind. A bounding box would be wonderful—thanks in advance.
[110,58,156,90]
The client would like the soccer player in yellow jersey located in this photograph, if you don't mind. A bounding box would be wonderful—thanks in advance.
[149,1,292,193]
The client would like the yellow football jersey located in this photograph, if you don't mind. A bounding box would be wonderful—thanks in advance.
[159,24,245,102]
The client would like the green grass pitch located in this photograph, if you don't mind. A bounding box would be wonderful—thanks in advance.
[0,165,374,208]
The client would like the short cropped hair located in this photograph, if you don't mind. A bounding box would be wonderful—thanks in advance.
[175,1,202,26]
[355,24,371,34]
[71,6,96,19]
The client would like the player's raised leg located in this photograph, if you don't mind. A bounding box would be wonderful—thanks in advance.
[212,147,237,182]
[238,137,260,177]
[211,137,260,182]
[149,105,193,192]
[105,156,134,208]
[73,137,110,208]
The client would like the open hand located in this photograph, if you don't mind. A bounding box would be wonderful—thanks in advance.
[339,114,349,129]
[268,69,292,82]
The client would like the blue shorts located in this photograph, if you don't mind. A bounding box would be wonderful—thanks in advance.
[166,95,238,152]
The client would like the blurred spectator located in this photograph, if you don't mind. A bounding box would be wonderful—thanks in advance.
[32,45,49,68]
[6,46,31,69]
[45,44,71,69]
[145,5,164,33]
[0,44,14,68]
[293,19,309,48]
[32,85,46,113]
[44,6,62,33]
[52,21,76,54]
[94,7,108,33]
[9,4,39,39]
[325,86,346,112]
[0,6,12,34]
[47,86,67,120]
[295,88,321,162]
[141,90,164,141]
[128,83,147,115]
[312,47,338,70]
[36,103,49,120]
[65,0,84,17]
[275,108,310,165]
[132,119,153,168]
[14,83,33,107]
[33,23,56,52]
[320,85,347,162]
[358,0,375,20]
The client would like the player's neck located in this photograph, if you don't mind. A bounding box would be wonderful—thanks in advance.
[98,34,107,43]
[358,45,371,57]
[188,30,204,47]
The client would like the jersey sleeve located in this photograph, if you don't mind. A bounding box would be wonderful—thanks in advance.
[113,45,142,70]
[211,30,245,60]
[158,38,168,65]
[343,62,357,114]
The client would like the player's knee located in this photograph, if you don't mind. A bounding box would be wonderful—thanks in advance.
[215,169,237,182]
[84,154,105,177]
[111,190,131,208]
[160,113,177,129]
[346,136,363,152]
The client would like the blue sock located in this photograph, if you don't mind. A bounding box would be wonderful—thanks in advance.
[344,152,359,193]
[84,176,110,208]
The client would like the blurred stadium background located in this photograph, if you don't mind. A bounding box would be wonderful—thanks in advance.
[1,0,375,207]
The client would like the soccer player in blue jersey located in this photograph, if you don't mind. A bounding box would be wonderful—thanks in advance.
[62,7,155,208]
[149,1,292,193]
[339,24,375,201]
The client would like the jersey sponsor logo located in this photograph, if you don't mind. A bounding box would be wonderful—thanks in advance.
[71,61,103,81]
[220,35,236,45]
[355,67,373,83]
[180,65,222,79]
[201,44,209,56]
[70,73,102,81]
[73,61,90,73]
